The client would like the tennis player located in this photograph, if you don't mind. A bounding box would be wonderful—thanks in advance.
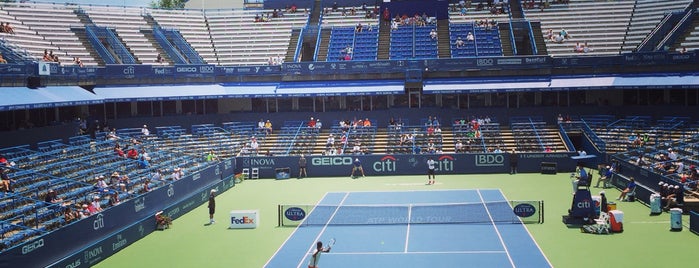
[208,189,216,224]
[350,158,365,179]
[308,241,331,268]
[298,154,307,179]
[427,157,436,185]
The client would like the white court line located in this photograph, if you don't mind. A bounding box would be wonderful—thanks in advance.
[478,189,516,268]
[383,182,444,186]
[404,204,412,253]
[263,192,331,268]
[328,250,508,255]
[295,192,350,268]
[498,189,554,268]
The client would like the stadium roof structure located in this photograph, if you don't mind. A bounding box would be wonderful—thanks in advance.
[0,86,103,111]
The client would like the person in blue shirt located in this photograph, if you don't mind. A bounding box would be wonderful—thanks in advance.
[350,158,365,179]
[618,177,636,201]
[137,156,149,169]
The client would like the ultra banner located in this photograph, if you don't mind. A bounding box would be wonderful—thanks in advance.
[0,163,223,267]
[237,153,577,179]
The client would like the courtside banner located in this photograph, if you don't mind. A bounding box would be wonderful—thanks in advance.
[0,164,223,267]
[49,176,235,268]
[237,153,577,179]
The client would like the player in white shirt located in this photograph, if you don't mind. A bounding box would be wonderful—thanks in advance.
[308,241,331,268]
[427,157,436,185]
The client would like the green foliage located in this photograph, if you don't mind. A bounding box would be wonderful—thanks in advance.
[150,0,187,9]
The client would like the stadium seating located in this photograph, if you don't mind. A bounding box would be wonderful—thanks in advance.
[524,0,636,56]
[148,9,216,64]
[79,5,158,64]
[449,22,502,57]
[620,0,693,52]
[390,24,438,60]
[326,26,379,61]
[205,9,308,66]
[0,2,94,65]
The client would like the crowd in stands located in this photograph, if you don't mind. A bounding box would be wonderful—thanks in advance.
[325,2,378,19]
[452,0,509,15]
[391,12,436,31]
[0,22,15,35]
[546,28,571,44]
[42,49,60,63]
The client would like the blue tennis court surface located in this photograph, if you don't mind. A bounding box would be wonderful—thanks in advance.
[265,189,551,268]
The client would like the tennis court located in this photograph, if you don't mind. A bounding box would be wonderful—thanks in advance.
[265,189,551,268]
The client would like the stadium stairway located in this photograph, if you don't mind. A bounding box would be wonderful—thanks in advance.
[70,27,105,66]
[498,23,514,56]
[671,14,699,51]
[377,20,390,60]
[530,21,548,55]
[285,29,301,62]
[316,29,331,61]
[437,19,451,58]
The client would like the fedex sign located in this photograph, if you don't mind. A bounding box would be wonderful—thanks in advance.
[229,210,259,229]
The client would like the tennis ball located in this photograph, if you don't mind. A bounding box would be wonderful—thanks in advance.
[380,241,384,245]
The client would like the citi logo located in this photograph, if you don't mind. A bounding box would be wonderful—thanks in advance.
[436,155,455,171]
[93,214,104,230]
[134,197,146,212]
[167,184,175,197]
[373,155,397,172]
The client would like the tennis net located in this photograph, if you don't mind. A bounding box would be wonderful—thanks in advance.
[278,200,544,227]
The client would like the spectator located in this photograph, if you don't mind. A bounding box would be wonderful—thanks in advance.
[456,37,465,48]
[250,137,259,155]
[4,22,15,35]
[326,134,335,148]
[118,174,130,192]
[664,185,684,210]
[574,42,583,53]
[95,175,109,191]
[0,168,14,193]
[43,50,52,61]
[315,118,322,130]
[560,28,570,39]
[430,29,438,40]
[206,151,218,162]
[332,1,338,12]
[0,53,7,64]
[355,23,363,33]
[582,42,592,53]
[91,196,103,212]
[617,177,636,201]
[109,192,120,206]
[466,32,475,41]
[455,140,464,153]
[64,206,78,223]
[126,146,138,159]
[553,34,565,43]
[141,124,150,136]
[680,47,687,54]
[114,143,125,157]
[171,167,183,180]
[73,57,83,67]
[264,120,273,134]
[0,22,4,33]
[44,189,63,204]
[138,156,149,169]
[308,117,316,128]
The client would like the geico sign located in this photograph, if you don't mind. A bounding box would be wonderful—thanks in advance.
[311,157,352,166]
[176,67,198,73]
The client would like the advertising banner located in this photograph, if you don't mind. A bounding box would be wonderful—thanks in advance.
[236,153,577,179]
[0,163,225,267]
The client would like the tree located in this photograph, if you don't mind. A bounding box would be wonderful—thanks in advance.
[150,0,187,9]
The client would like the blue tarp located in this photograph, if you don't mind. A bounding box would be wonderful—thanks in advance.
[0,86,102,111]
[93,84,279,101]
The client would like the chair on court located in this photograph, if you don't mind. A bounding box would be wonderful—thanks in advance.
[593,212,611,234]
[623,187,636,202]
[582,212,610,234]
